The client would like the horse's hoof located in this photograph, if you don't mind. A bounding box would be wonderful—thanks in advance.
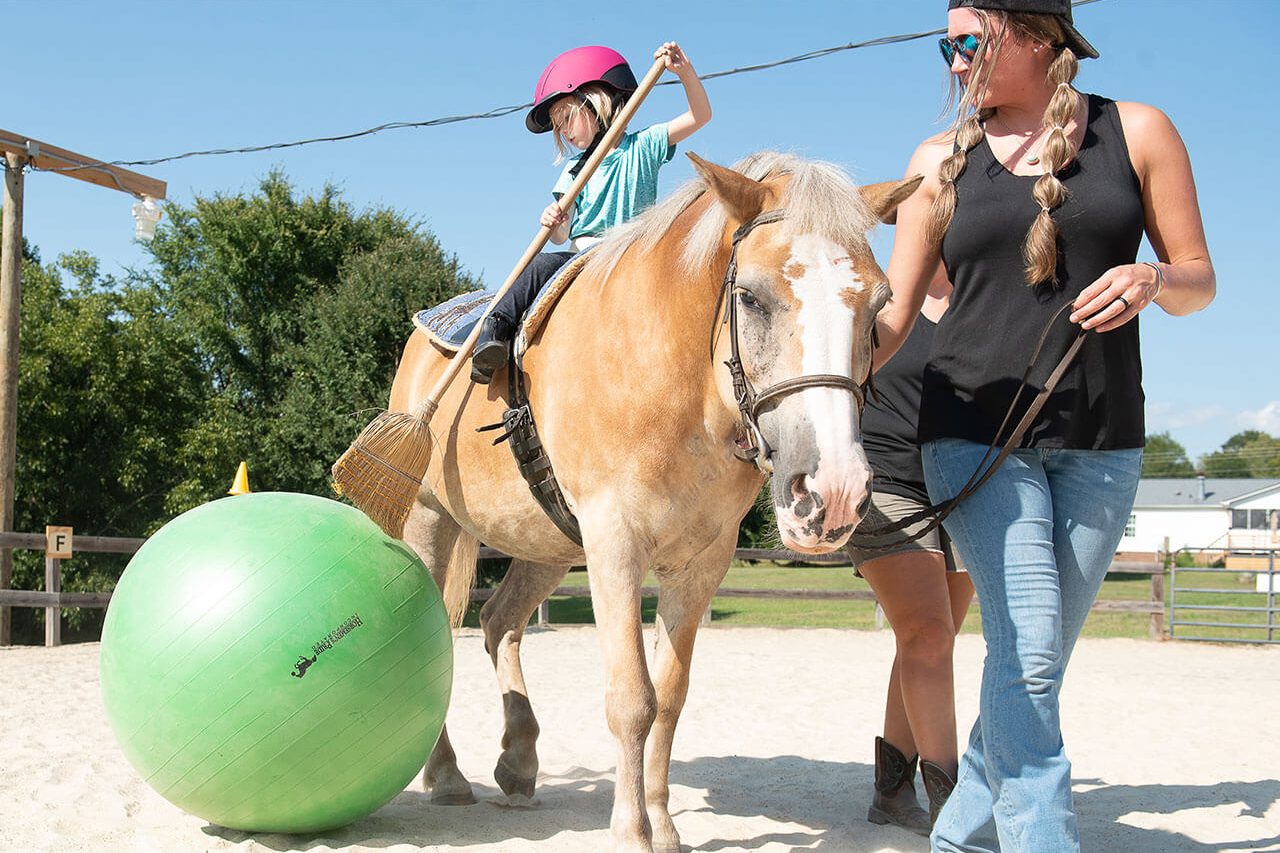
[424,766,478,806]
[651,820,681,853]
[494,758,536,799]
[429,788,478,806]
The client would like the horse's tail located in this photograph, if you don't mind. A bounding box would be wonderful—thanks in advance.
[442,529,480,630]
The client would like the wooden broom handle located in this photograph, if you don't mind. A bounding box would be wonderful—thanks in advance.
[415,55,670,420]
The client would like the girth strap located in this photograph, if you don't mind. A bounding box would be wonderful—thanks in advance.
[477,348,584,546]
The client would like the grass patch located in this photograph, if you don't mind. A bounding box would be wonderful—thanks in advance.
[1167,567,1280,642]
[464,562,1190,640]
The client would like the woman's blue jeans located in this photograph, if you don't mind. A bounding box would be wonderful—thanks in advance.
[922,438,1142,852]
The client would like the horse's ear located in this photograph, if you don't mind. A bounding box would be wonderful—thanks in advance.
[687,152,769,224]
[860,175,925,225]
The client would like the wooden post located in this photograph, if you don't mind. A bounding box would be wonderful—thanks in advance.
[1150,568,1165,640]
[1268,548,1276,645]
[0,133,164,646]
[0,151,26,646]
[1153,536,1171,640]
[537,600,549,627]
[44,554,60,647]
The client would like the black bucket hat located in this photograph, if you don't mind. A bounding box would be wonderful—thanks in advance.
[947,0,1099,59]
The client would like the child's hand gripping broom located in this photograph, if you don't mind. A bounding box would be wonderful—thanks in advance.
[332,56,669,538]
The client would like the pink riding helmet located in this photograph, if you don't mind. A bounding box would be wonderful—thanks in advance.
[526,45,638,134]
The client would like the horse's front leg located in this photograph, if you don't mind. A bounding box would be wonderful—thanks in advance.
[480,559,571,804]
[645,533,735,853]
[583,516,658,852]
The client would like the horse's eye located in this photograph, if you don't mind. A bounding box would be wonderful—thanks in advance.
[738,289,763,311]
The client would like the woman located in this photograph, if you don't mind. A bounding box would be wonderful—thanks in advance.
[876,0,1215,849]
[848,267,974,836]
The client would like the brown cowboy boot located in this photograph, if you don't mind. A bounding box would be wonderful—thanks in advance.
[867,736,931,836]
[920,759,957,825]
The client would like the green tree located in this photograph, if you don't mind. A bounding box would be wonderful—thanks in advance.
[10,250,207,640]
[1200,430,1280,478]
[5,175,474,642]
[738,485,778,548]
[144,172,475,511]
[1142,432,1195,477]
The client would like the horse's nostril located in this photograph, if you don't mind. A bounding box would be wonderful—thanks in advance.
[790,474,810,501]
[789,473,818,519]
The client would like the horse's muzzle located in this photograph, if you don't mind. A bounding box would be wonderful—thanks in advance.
[774,470,872,554]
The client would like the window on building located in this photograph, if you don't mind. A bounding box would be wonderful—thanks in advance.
[1125,514,1136,537]
[1233,509,1278,529]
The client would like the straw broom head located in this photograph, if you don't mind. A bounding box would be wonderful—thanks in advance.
[331,409,435,539]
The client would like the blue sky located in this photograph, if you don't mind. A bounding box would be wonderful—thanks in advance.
[7,0,1277,461]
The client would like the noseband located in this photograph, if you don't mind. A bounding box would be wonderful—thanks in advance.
[716,209,870,474]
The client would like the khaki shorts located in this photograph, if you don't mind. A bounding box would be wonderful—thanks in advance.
[846,491,964,575]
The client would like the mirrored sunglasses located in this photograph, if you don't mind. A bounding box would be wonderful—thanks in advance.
[938,33,980,65]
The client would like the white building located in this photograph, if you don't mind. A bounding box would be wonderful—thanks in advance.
[1119,477,1280,561]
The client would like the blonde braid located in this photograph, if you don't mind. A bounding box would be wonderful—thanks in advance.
[925,14,1002,247]
[925,112,988,246]
[1022,46,1080,285]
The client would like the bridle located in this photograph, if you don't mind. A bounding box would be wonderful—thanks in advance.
[714,209,1091,550]
[712,206,1088,555]
[715,209,873,474]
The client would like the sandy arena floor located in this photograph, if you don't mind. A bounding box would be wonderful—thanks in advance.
[2,626,1277,852]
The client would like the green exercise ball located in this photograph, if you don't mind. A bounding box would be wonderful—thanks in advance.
[100,492,452,833]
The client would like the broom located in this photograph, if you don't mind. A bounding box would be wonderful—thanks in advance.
[333,55,670,538]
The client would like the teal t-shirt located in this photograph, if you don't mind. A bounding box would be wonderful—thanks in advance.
[552,123,675,240]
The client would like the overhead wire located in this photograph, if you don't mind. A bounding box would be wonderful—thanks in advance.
[33,0,1105,176]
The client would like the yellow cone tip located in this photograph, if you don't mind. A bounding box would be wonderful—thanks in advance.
[228,461,251,495]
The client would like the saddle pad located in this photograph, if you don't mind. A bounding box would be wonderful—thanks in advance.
[412,246,598,356]
[515,246,597,358]
[413,290,492,352]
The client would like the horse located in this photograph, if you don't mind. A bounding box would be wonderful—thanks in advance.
[387,151,919,852]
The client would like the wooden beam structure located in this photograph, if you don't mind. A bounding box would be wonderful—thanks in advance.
[0,131,164,644]
[0,152,24,646]
[0,129,166,200]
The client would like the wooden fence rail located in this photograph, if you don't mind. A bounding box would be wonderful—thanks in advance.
[0,533,1166,646]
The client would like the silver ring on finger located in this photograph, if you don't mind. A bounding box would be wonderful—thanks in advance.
[1114,295,1130,311]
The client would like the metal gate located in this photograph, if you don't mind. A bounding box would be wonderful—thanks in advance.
[1170,548,1280,643]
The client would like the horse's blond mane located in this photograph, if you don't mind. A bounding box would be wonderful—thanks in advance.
[589,151,878,279]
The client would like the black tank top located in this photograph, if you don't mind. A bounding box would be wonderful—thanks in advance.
[919,94,1147,450]
[864,315,935,504]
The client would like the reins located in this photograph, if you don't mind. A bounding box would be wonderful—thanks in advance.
[713,208,1090,551]
[848,300,1088,550]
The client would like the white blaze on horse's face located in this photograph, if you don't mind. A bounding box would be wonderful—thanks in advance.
[738,232,879,554]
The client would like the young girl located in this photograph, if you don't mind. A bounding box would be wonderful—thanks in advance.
[471,41,711,383]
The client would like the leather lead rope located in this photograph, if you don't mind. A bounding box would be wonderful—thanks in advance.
[849,301,1088,550]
